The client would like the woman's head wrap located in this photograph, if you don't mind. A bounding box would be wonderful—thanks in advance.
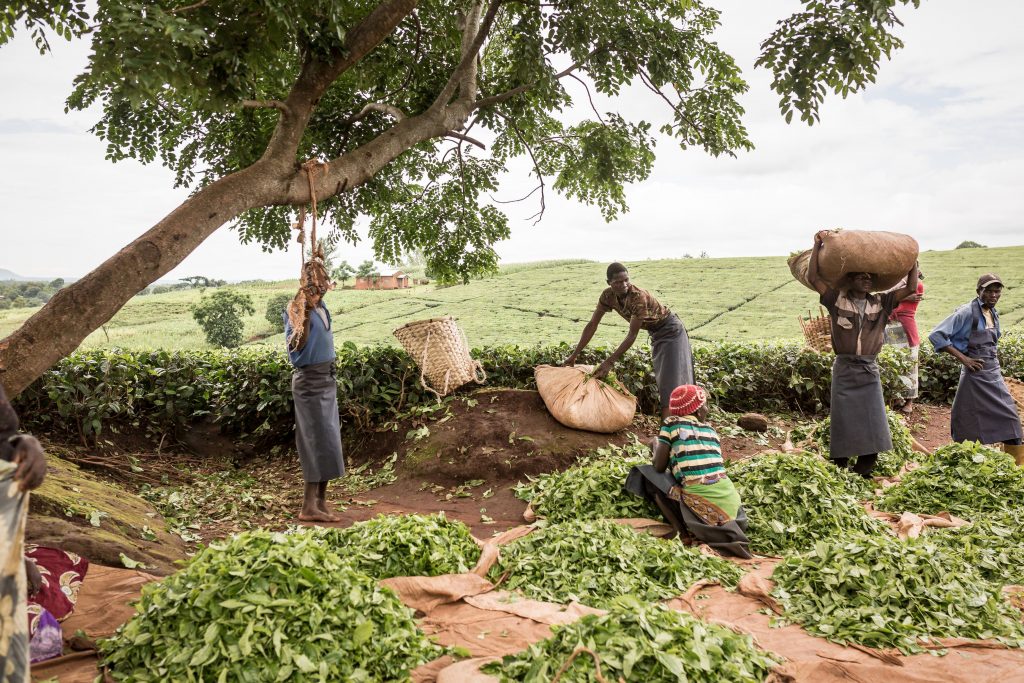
[669,384,707,417]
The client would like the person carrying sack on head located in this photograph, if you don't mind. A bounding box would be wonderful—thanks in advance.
[805,230,920,478]
[565,262,694,419]
[928,274,1023,461]
[624,385,752,559]
[284,258,345,523]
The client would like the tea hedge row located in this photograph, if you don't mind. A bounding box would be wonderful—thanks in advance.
[14,335,1022,444]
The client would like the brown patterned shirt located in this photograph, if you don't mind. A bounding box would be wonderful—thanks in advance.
[820,288,898,356]
[598,285,671,330]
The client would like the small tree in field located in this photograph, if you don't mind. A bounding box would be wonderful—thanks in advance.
[333,261,355,288]
[192,290,256,348]
[265,292,293,329]
[956,240,986,249]
[356,261,377,279]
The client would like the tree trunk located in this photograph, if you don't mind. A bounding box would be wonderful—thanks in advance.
[0,165,273,397]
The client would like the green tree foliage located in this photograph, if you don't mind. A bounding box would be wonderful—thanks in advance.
[355,260,377,279]
[265,292,293,328]
[191,290,256,348]
[956,240,987,249]
[0,280,63,309]
[6,0,922,284]
[332,260,355,286]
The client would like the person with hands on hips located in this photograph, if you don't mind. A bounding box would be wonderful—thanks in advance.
[565,262,694,418]
[928,274,1022,459]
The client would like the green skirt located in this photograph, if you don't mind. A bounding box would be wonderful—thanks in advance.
[683,478,741,520]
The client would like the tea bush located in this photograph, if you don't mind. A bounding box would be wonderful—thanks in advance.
[14,334,1023,445]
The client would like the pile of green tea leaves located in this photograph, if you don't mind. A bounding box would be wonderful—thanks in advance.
[877,442,1024,517]
[728,451,884,555]
[813,408,916,477]
[513,442,657,520]
[490,519,743,607]
[100,530,442,681]
[927,510,1024,586]
[319,513,481,579]
[482,598,778,683]
[771,533,1024,654]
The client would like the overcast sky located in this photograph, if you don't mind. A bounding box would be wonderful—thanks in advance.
[1,1,1022,281]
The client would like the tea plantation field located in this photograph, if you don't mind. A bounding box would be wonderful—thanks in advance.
[2,246,1022,351]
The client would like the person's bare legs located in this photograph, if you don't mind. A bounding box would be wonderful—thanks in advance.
[299,481,340,522]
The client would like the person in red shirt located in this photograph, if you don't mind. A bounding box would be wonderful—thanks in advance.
[886,270,925,413]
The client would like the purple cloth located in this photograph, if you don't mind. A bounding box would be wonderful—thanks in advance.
[29,608,62,663]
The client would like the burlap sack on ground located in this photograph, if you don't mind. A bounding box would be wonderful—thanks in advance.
[789,230,919,292]
[534,365,636,433]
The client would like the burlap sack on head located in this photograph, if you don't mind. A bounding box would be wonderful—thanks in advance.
[394,316,486,399]
[789,230,919,293]
[534,364,636,433]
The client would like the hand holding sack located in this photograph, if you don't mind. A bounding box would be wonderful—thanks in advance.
[534,364,636,433]
[789,229,919,292]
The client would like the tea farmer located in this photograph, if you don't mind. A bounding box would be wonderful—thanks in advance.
[884,269,925,414]
[806,231,919,478]
[1,382,48,681]
[624,385,752,558]
[284,258,345,522]
[565,262,694,418]
[928,274,1022,460]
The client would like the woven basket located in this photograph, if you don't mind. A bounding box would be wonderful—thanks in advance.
[393,316,486,399]
[798,308,833,353]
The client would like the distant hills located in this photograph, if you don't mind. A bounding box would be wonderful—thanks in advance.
[0,269,35,281]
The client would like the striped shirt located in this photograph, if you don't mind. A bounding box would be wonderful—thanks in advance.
[658,415,725,484]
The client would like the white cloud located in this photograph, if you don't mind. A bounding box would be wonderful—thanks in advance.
[0,0,1021,280]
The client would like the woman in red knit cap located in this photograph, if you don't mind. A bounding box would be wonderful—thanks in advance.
[625,384,752,558]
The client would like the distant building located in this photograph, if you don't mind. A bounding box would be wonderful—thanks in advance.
[354,271,411,290]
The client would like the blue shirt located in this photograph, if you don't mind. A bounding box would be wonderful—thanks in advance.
[283,303,336,367]
[928,298,1000,353]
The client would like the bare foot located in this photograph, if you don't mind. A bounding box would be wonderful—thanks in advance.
[298,510,342,523]
[315,501,343,522]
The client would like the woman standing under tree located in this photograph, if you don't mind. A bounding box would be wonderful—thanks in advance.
[805,231,919,478]
[284,258,345,523]
[565,263,694,418]
[928,274,1022,460]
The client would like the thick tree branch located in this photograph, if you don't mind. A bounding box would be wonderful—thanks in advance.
[432,0,503,109]
[262,0,420,164]
[241,99,288,112]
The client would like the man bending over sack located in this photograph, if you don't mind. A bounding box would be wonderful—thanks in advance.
[625,385,752,558]
[566,262,694,419]
[805,230,919,478]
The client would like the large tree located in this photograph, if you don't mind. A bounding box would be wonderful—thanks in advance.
[0,0,921,395]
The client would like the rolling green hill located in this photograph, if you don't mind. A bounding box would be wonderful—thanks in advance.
[2,247,1021,351]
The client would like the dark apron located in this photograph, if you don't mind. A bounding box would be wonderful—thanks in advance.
[292,361,345,483]
[829,354,892,459]
[950,308,1023,444]
[624,465,752,559]
[649,313,695,412]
